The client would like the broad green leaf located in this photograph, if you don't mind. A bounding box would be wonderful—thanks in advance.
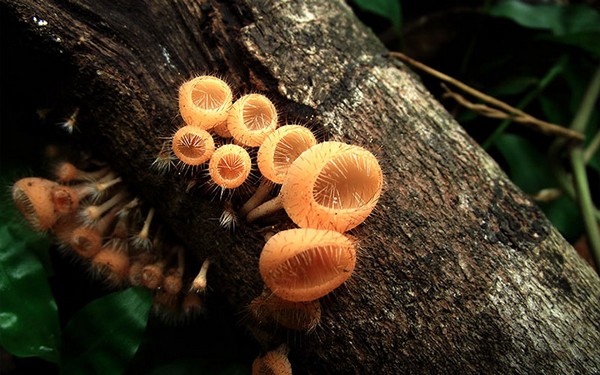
[543,32,600,58]
[495,133,555,194]
[350,0,402,31]
[541,195,584,243]
[61,287,153,375]
[0,171,59,363]
[489,1,600,36]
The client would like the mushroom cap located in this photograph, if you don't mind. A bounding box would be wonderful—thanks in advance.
[257,125,317,184]
[252,345,292,375]
[92,246,130,286]
[280,141,383,232]
[250,292,321,331]
[178,75,232,129]
[171,125,215,166]
[12,177,59,231]
[208,144,252,189]
[226,94,278,147]
[70,226,103,258]
[259,228,356,302]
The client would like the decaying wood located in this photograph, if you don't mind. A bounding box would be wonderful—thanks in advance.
[1,0,599,373]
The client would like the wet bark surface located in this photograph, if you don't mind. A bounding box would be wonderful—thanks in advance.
[1,0,599,373]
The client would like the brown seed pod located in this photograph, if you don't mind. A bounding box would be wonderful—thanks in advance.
[171,125,215,166]
[12,177,59,231]
[208,144,252,189]
[250,291,321,331]
[178,75,233,129]
[227,94,278,147]
[281,141,383,232]
[252,345,292,375]
[259,228,356,302]
[257,125,317,184]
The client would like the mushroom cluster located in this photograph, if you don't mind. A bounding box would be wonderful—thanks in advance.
[11,161,208,322]
[12,74,384,374]
[161,76,383,305]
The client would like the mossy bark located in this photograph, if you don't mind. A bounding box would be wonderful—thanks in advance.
[1,0,599,373]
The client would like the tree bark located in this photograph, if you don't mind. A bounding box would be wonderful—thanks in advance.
[1,0,599,373]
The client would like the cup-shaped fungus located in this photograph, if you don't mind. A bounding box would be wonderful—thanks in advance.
[12,177,59,231]
[227,94,278,147]
[259,228,356,302]
[69,205,122,258]
[91,244,130,287]
[281,141,383,232]
[179,75,233,129]
[257,125,317,184]
[171,125,215,166]
[208,144,252,189]
[212,121,232,139]
[250,291,321,331]
[53,162,109,183]
[252,345,292,375]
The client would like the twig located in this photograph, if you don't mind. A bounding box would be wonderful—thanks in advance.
[388,51,584,142]
[441,83,547,124]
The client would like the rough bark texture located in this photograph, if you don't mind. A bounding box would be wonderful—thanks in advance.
[1,0,599,373]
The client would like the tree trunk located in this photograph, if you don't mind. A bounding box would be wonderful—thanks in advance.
[1,0,599,373]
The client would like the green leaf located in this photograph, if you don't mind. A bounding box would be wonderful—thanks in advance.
[541,195,584,243]
[543,32,600,58]
[61,287,153,375]
[489,1,600,36]
[350,0,402,31]
[0,184,59,363]
[494,133,556,194]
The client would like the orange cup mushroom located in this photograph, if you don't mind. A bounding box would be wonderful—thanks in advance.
[247,141,383,232]
[179,75,233,129]
[257,125,317,184]
[12,177,60,231]
[208,144,252,189]
[227,94,278,147]
[171,125,215,166]
[259,228,356,302]
[281,141,383,232]
[250,291,321,331]
[252,345,292,375]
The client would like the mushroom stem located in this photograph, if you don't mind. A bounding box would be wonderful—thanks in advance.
[246,195,283,223]
[239,177,274,217]
[191,258,211,293]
